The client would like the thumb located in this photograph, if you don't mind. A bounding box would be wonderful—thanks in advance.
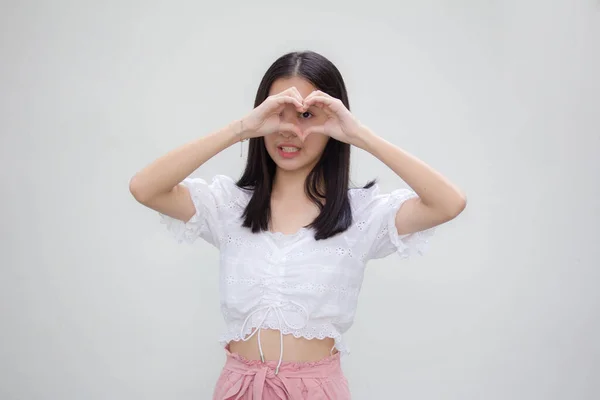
[302,125,326,140]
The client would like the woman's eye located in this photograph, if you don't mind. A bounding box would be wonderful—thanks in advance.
[299,111,313,119]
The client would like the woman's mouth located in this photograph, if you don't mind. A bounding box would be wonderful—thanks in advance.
[277,145,301,159]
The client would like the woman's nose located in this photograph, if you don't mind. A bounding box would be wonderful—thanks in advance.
[279,107,301,138]
[279,129,295,139]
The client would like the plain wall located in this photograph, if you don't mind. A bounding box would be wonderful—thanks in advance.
[1,0,599,398]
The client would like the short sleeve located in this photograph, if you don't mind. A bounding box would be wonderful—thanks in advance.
[158,174,245,248]
[351,184,435,260]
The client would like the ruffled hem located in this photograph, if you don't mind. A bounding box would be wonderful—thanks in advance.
[158,175,250,245]
[219,325,350,356]
[158,178,210,244]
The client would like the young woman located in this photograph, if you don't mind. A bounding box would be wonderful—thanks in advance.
[129,50,466,399]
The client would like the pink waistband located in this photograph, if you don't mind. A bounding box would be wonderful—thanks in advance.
[221,348,342,399]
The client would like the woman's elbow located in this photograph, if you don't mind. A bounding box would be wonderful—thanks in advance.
[129,174,150,204]
[449,192,467,219]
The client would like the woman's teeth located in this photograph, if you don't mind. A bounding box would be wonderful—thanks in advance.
[281,147,299,152]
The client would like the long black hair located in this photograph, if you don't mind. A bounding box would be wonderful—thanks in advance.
[236,50,374,240]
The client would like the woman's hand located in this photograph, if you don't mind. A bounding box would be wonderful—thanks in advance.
[302,90,371,148]
[238,87,305,140]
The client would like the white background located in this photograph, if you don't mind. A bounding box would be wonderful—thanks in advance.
[1,0,599,398]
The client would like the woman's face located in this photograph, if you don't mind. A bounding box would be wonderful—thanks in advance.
[263,76,330,173]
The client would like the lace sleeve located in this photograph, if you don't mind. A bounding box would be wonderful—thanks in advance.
[352,184,435,260]
[158,175,240,248]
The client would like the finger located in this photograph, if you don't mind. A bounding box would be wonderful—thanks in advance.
[308,101,326,110]
[280,87,304,107]
[317,90,334,99]
[304,95,336,108]
[302,125,326,139]
[273,95,304,110]
[305,90,333,103]
[303,91,317,105]
[303,96,339,117]
[289,87,305,104]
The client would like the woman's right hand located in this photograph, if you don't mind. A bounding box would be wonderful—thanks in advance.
[238,87,306,140]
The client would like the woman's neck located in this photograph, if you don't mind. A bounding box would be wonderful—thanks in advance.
[271,168,309,200]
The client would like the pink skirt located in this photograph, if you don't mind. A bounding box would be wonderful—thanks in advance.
[212,347,351,399]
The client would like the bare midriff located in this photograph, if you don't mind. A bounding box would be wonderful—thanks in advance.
[228,328,337,362]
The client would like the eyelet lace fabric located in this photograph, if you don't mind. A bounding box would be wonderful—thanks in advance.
[219,319,350,355]
[159,175,435,356]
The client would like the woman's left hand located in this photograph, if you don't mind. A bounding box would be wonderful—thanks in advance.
[301,90,370,147]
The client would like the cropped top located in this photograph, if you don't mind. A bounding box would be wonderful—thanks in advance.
[159,174,435,371]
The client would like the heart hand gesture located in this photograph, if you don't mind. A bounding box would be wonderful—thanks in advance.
[239,87,305,140]
[301,90,366,147]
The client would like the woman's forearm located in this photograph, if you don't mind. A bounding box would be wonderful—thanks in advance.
[129,120,242,202]
[357,126,466,217]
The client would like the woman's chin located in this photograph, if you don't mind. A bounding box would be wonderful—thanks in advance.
[272,157,316,173]
[274,159,305,171]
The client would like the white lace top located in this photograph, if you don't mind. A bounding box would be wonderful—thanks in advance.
[159,174,434,361]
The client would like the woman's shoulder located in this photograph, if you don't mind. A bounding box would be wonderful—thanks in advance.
[204,174,237,186]
[198,174,249,191]
[183,174,252,209]
[347,180,380,209]
[212,174,253,199]
[347,179,416,215]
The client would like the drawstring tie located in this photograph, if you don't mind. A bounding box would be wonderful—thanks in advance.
[239,301,309,375]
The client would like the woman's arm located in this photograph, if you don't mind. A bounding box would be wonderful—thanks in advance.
[302,90,467,236]
[129,87,306,223]
[128,121,242,222]
[357,127,467,235]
